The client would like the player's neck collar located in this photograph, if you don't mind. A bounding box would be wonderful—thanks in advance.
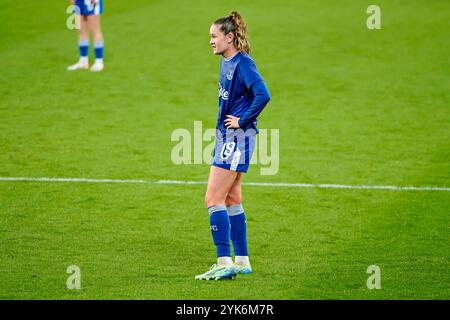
[223,51,240,62]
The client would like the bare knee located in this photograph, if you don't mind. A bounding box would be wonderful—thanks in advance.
[78,18,88,38]
[205,192,226,208]
[87,16,103,42]
[225,191,242,206]
[204,194,211,208]
[92,29,103,42]
[204,166,239,209]
[225,181,242,205]
[88,25,103,42]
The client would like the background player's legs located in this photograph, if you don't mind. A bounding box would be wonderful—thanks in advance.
[225,174,251,272]
[87,15,104,71]
[68,15,89,70]
[205,166,238,266]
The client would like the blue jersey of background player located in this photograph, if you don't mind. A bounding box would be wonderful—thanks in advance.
[196,11,270,281]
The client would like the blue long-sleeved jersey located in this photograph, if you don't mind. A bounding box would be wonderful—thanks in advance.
[217,52,270,134]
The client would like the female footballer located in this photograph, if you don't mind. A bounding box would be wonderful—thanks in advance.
[67,0,105,72]
[195,11,271,280]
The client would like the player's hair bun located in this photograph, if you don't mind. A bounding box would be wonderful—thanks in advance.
[214,11,251,54]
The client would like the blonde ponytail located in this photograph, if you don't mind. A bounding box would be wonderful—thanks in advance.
[214,11,251,54]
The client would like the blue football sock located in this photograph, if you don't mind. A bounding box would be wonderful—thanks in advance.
[78,39,89,58]
[208,205,231,258]
[94,40,104,60]
[227,204,248,256]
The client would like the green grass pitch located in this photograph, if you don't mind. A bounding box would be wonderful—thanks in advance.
[0,0,449,299]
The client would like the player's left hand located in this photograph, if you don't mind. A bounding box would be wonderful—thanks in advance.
[224,115,240,129]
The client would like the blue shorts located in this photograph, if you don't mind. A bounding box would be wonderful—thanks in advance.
[75,0,103,15]
[211,129,256,173]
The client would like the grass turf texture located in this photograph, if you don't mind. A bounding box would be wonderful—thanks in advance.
[0,0,449,299]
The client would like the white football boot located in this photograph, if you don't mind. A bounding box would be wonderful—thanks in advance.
[67,58,89,71]
[90,60,104,72]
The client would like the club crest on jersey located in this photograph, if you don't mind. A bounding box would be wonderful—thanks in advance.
[226,70,234,80]
[218,82,229,100]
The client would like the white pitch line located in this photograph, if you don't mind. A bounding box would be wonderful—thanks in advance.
[0,177,449,192]
[0,177,148,184]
